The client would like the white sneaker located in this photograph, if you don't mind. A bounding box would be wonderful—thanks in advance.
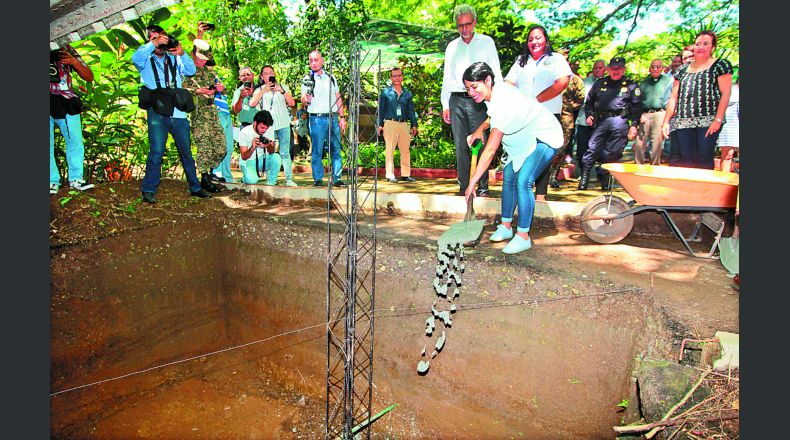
[69,179,94,191]
[489,224,514,242]
[502,235,533,254]
[286,180,298,187]
[50,184,59,195]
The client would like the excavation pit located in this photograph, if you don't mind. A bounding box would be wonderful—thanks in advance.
[51,212,672,439]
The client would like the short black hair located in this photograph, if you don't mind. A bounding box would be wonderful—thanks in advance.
[462,62,495,85]
[253,110,274,126]
[146,24,164,34]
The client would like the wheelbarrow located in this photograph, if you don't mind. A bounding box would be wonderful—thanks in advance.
[579,163,739,258]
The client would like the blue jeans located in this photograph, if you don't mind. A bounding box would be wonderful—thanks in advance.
[670,127,719,169]
[215,111,235,182]
[501,141,556,231]
[141,109,201,194]
[273,126,293,181]
[240,149,264,184]
[50,114,85,186]
[309,115,343,182]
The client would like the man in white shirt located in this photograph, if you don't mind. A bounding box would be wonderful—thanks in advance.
[250,65,298,186]
[237,110,280,185]
[441,4,502,197]
[300,50,347,187]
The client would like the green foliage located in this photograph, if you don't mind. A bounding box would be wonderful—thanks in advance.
[59,0,739,182]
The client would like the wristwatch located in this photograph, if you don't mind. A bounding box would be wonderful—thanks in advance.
[714,116,723,123]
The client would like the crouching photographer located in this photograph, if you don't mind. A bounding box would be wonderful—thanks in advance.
[237,110,282,185]
[131,24,208,204]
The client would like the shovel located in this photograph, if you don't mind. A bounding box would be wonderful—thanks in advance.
[438,139,487,247]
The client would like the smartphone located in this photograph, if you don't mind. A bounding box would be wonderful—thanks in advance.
[269,76,276,84]
[243,81,252,89]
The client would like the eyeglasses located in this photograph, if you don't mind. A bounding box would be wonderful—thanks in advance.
[456,21,474,29]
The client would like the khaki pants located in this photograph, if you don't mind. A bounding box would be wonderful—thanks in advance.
[383,120,412,179]
[633,110,665,165]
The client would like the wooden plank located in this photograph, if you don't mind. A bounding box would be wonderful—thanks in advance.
[50,0,179,42]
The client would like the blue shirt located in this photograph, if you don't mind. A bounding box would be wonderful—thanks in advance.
[132,41,196,119]
[377,86,418,128]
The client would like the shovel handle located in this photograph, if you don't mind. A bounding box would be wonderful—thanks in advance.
[465,139,482,222]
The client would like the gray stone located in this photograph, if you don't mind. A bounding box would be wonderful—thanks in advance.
[636,357,712,422]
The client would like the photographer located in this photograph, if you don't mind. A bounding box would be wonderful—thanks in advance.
[50,43,94,194]
[132,24,208,204]
[237,110,282,185]
[249,65,297,186]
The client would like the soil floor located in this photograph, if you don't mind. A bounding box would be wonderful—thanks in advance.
[49,179,739,439]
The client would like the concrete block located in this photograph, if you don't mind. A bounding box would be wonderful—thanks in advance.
[712,331,739,371]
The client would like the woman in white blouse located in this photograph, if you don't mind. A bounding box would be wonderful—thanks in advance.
[464,62,564,254]
[504,25,571,201]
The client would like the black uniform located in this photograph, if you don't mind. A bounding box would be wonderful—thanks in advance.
[579,76,643,189]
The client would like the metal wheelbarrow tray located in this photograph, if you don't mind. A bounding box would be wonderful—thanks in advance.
[580,163,739,258]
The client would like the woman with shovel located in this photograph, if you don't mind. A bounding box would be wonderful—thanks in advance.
[464,62,563,254]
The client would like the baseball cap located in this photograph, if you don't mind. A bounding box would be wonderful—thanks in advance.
[609,57,626,67]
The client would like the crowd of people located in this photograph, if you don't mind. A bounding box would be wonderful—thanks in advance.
[49,8,738,254]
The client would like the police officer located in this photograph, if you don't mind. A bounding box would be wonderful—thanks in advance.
[578,56,642,190]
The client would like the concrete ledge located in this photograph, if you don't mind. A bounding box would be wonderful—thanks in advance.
[225,182,725,237]
[225,182,584,222]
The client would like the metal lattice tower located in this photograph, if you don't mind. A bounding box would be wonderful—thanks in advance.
[324,40,382,439]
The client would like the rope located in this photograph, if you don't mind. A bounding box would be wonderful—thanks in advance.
[49,287,643,397]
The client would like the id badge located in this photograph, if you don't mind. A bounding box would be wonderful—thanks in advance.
[395,105,402,118]
[59,78,69,91]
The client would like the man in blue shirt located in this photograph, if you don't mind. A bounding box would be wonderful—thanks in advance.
[377,67,419,183]
[132,25,208,204]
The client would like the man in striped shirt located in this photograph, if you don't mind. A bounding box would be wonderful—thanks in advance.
[250,65,298,186]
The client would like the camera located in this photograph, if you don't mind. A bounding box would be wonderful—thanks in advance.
[157,35,180,51]
[203,22,215,31]
[269,76,276,84]
[301,74,315,97]
[243,81,252,89]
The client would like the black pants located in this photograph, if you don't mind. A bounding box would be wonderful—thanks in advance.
[450,94,489,194]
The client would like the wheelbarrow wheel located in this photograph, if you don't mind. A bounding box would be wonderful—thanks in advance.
[580,195,634,244]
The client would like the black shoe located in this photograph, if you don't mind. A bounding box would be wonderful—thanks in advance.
[201,173,221,193]
[399,176,416,182]
[191,188,212,198]
[549,180,560,189]
[600,170,611,191]
[476,189,489,197]
[209,174,226,183]
[313,180,324,187]
[387,178,398,183]
[456,190,465,196]
[333,180,346,187]
[577,167,591,190]
[142,192,157,204]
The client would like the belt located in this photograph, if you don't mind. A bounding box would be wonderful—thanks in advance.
[384,118,408,122]
[643,108,665,113]
[451,91,471,98]
[309,112,336,118]
[596,110,627,120]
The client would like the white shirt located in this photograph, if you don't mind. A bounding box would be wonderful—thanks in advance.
[505,53,572,115]
[238,123,275,147]
[486,82,563,173]
[441,33,503,110]
[254,84,292,130]
[301,70,341,114]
